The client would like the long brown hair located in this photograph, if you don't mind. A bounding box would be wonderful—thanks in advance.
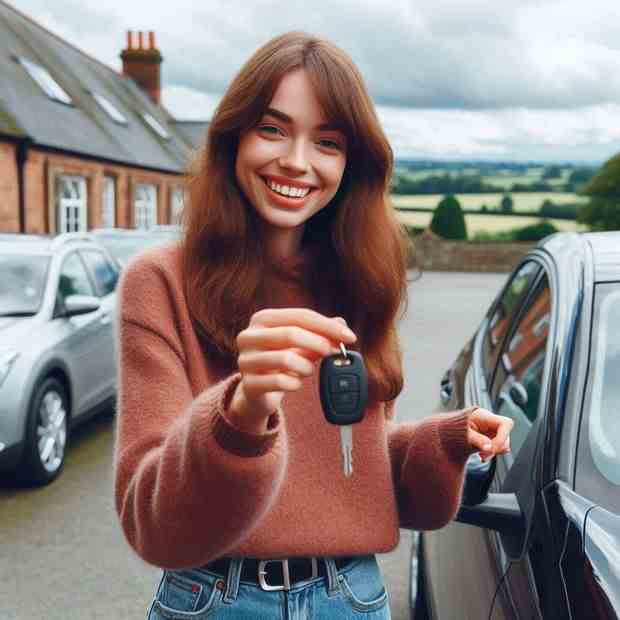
[181,31,413,409]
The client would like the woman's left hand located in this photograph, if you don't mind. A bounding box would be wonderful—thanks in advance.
[466,407,514,462]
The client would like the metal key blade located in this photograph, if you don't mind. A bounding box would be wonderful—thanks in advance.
[340,425,353,477]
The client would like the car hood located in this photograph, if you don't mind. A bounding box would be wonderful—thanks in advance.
[0,316,40,350]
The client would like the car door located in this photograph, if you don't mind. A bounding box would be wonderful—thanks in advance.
[424,260,542,620]
[571,281,620,619]
[486,272,553,619]
[53,251,103,415]
[79,249,120,401]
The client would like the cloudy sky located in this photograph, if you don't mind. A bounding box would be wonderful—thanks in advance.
[12,0,620,163]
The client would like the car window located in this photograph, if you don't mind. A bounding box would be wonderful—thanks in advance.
[491,274,551,462]
[482,261,541,386]
[0,254,49,316]
[80,250,119,296]
[56,252,94,306]
[576,283,620,513]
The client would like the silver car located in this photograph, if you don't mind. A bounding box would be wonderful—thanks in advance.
[0,233,120,486]
[90,226,181,268]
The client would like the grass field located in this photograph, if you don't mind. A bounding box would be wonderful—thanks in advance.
[396,166,577,190]
[391,192,587,212]
[395,210,587,236]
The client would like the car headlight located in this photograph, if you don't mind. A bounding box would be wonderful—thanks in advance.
[0,350,19,388]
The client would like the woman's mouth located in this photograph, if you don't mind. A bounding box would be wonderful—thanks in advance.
[260,176,316,208]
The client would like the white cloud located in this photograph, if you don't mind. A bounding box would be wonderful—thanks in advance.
[12,0,620,161]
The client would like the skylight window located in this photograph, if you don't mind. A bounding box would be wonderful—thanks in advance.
[92,92,127,124]
[18,57,72,105]
[142,112,170,140]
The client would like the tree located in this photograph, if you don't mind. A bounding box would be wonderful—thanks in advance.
[542,165,562,180]
[430,194,467,240]
[500,193,514,213]
[578,153,620,231]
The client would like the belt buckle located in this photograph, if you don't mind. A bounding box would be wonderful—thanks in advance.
[257,558,318,591]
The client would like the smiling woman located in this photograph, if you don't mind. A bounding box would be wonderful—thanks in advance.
[113,30,515,620]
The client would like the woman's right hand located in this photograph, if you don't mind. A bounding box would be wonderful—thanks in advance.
[228,308,357,433]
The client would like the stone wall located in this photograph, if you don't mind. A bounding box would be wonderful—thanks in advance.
[409,230,537,273]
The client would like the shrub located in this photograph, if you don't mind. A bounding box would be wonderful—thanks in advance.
[429,194,467,240]
[500,193,514,213]
[512,220,558,241]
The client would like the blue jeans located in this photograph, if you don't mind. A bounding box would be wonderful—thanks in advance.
[146,555,392,619]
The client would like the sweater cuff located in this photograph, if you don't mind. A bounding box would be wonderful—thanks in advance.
[209,372,282,458]
[437,407,477,465]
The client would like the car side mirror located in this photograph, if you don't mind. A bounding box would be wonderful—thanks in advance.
[63,294,100,317]
[461,452,496,506]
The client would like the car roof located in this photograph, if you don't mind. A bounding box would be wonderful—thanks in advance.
[0,233,54,254]
[538,231,620,283]
[0,232,110,256]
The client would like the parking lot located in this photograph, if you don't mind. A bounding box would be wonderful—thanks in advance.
[0,269,507,620]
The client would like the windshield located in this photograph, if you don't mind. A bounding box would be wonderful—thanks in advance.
[93,235,174,265]
[0,254,50,316]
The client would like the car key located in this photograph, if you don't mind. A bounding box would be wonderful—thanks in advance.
[320,343,368,477]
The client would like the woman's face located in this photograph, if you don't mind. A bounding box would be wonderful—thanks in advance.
[235,68,347,258]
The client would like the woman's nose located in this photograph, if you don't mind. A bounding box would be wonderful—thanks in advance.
[278,140,309,173]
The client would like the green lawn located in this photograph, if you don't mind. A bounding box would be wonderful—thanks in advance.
[391,192,587,212]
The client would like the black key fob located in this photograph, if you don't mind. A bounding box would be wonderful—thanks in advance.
[319,349,368,425]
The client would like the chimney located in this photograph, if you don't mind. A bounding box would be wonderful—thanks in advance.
[120,30,163,105]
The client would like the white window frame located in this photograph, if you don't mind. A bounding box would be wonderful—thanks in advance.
[142,112,170,140]
[92,92,127,125]
[170,187,185,224]
[102,177,116,228]
[56,175,87,233]
[134,183,158,229]
[18,57,72,105]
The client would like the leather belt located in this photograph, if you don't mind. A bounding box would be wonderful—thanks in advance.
[202,556,356,591]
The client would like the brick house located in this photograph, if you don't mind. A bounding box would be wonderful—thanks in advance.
[0,0,209,234]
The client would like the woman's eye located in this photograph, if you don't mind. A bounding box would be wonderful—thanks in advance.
[318,139,342,150]
[258,125,282,136]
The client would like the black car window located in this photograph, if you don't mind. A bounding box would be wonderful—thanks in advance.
[491,274,551,461]
[482,261,541,386]
[575,283,620,514]
[80,250,119,297]
[56,252,94,306]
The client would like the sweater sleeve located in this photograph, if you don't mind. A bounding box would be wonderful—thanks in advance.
[112,254,289,570]
[386,403,478,531]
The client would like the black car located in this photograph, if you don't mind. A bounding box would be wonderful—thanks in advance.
[411,231,620,620]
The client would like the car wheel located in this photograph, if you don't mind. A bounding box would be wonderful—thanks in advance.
[21,377,69,486]
[413,533,430,620]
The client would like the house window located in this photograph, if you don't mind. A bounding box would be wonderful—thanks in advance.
[102,177,116,228]
[56,176,87,233]
[142,112,170,140]
[134,183,157,229]
[18,57,72,105]
[170,187,185,224]
[92,93,127,125]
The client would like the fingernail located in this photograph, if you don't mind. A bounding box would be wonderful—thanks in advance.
[483,442,492,451]
[341,327,356,340]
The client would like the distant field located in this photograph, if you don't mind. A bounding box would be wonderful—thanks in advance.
[391,192,587,212]
[395,211,587,235]
[396,166,577,190]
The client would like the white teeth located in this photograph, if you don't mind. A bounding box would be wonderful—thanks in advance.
[267,179,310,198]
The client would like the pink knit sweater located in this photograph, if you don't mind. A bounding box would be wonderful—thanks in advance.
[113,242,477,570]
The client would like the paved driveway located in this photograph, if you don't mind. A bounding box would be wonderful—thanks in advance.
[0,270,507,620]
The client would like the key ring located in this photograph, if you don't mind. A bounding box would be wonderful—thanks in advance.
[335,342,352,366]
